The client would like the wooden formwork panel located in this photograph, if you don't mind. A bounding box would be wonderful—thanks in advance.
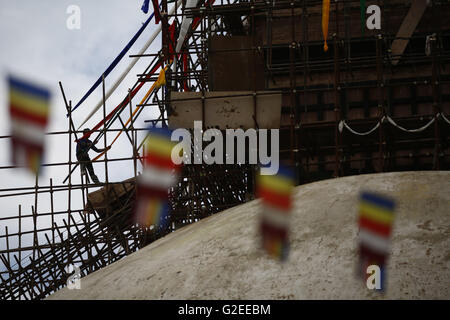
[169,91,282,129]
[395,150,415,167]
[393,104,413,117]
[85,178,135,215]
[255,0,449,45]
[208,35,265,91]
[268,64,439,89]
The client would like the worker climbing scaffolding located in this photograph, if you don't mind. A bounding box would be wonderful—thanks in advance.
[76,128,110,184]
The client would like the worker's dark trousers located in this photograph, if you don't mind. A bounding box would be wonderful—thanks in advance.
[76,152,100,184]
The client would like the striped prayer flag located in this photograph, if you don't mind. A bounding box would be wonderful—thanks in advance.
[8,75,51,175]
[134,127,181,229]
[257,166,294,261]
[357,191,395,290]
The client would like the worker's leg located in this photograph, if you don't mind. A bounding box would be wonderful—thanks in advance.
[77,153,88,182]
[78,153,96,183]
[81,163,90,183]
[85,161,100,184]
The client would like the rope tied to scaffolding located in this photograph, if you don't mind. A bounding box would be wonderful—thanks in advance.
[340,113,449,137]
[440,112,450,125]
[386,115,436,133]
[339,118,383,136]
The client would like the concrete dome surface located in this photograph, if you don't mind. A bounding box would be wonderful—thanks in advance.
[48,171,450,299]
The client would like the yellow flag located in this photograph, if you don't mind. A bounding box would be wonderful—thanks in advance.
[155,66,166,89]
[322,0,330,52]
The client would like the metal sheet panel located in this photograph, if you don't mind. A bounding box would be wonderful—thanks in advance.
[169,91,282,129]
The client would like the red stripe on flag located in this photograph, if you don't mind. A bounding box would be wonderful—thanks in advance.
[260,220,288,239]
[258,188,291,210]
[145,153,178,170]
[359,216,392,237]
[359,243,387,266]
[10,104,48,126]
[137,184,169,200]
[11,136,44,150]
[11,139,43,168]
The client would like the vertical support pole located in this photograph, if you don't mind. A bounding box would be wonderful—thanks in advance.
[334,0,341,178]
[68,100,73,238]
[59,82,80,270]
[344,0,351,75]
[129,90,137,178]
[289,1,296,169]
[251,0,259,195]
[16,209,23,300]
[266,0,273,89]
[101,74,111,260]
[430,34,441,170]
[33,173,38,261]
[18,205,21,264]
[102,75,109,188]
[252,5,257,126]
[376,34,385,172]
[49,179,55,244]
[201,93,205,130]
[301,0,309,179]
[162,0,169,62]
[5,227,10,267]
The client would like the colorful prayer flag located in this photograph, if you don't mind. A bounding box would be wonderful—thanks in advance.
[8,75,51,175]
[357,191,396,291]
[134,127,181,229]
[257,166,294,261]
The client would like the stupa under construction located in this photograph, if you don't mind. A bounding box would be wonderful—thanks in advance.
[0,0,449,300]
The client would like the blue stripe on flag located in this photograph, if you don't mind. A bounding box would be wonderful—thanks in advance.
[8,76,51,100]
[360,192,395,211]
[148,126,173,139]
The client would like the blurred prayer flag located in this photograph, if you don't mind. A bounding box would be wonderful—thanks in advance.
[134,127,181,229]
[8,75,51,175]
[257,166,294,261]
[357,191,396,291]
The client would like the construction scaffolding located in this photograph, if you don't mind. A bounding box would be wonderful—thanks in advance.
[1,0,449,300]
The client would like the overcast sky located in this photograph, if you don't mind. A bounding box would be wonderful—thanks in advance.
[0,1,167,265]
